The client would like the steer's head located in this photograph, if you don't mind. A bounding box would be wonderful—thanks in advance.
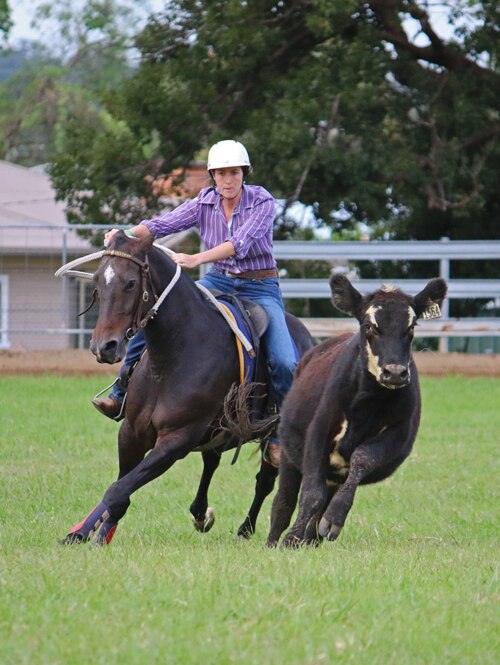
[330,275,447,389]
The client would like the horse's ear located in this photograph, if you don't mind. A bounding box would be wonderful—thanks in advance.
[109,230,154,255]
[329,274,363,319]
[135,232,155,253]
[413,278,448,319]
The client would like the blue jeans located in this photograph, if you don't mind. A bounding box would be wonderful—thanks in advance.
[110,267,297,407]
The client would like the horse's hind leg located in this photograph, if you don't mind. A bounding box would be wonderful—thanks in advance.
[190,450,221,532]
[237,456,278,539]
[266,457,302,547]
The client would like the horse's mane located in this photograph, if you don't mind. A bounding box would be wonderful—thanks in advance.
[149,243,207,304]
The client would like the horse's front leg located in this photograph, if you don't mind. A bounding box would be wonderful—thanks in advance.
[190,450,221,533]
[62,420,150,545]
[62,426,200,545]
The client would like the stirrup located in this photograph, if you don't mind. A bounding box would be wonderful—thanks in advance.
[93,380,127,421]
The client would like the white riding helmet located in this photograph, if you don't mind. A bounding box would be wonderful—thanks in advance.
[207,140,251,171]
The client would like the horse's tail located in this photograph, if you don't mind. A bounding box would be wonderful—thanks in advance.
[222,382,278,446]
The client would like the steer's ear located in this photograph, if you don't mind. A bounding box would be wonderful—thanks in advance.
[329,274,363,319]
[413,278,448,319]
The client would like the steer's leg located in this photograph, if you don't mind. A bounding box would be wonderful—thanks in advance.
[190,450,221,532]
[237,457,278,538]
[266,456,302,546]
[281,408,334,547]
[318,438,408,542]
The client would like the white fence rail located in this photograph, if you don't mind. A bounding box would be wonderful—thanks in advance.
[274,237,500,350]
[1,225,499,351]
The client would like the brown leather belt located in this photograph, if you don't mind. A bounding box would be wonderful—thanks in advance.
[226,269,278,279]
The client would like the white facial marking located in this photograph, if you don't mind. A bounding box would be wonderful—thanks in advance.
[104,265,115,286]
[366,305,381,326]
[366,341,382,381]
[408,306,416,327]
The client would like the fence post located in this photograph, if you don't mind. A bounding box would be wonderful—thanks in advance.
[61,227,68,331]
[439,237,450,352]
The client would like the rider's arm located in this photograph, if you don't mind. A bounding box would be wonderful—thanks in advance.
[173,241,235,269]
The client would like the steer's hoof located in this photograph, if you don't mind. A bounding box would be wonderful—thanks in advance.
[281,533,305,549]
[318,517,342,542]
[192,507,215,533]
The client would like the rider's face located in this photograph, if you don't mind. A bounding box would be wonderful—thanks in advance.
[213,167,244,200]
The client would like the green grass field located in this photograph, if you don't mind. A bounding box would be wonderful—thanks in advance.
[0,375,498,665]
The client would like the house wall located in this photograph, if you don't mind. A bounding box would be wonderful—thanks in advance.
[1,256,71,350]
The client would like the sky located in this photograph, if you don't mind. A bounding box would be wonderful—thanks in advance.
[7,0,167,46]
[8,0,458,48]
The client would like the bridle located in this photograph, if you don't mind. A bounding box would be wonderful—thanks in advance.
[103,249,182,339]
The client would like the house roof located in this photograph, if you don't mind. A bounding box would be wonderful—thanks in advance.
[0,160,206,257]
[0,160,92,255]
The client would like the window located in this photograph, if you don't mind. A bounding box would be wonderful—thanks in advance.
[0,274,10,349]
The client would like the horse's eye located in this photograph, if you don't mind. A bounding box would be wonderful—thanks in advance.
[125,279,136,292]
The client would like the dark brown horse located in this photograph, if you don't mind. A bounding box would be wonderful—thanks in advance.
[56,231,314,545]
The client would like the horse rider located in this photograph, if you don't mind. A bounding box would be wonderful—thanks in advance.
[93,139,297,465]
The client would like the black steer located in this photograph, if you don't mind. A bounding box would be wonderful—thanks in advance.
[267,274,447,547]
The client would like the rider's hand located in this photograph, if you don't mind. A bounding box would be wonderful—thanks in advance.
[104,229,119,246]
[172,253,201,269]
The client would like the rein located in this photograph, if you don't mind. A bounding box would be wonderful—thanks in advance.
[58,242,252,354]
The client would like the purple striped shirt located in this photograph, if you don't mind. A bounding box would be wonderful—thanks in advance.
[141,185,277,273]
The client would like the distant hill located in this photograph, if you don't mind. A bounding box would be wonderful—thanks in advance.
[0,40,51,82]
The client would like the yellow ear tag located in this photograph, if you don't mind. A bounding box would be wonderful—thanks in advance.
[422,302,442,319]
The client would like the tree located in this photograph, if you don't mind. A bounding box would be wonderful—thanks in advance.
[0,1,144,166]
[0,0,11,39]
[49,1,499,246]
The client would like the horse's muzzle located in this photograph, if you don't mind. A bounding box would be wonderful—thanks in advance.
[90,338,125,364]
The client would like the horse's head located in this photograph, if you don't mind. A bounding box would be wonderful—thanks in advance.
[90,231,155,364]
[55,233,181,365]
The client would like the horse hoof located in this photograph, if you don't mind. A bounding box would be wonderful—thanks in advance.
[318,517,342,542]
[60,532,86,545]
[192,507,215,533]
[94,521,118,546]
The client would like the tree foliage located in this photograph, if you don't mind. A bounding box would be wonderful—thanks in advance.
[47,0,499,245]
[0,0,11,38]
[0,1,143,166]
